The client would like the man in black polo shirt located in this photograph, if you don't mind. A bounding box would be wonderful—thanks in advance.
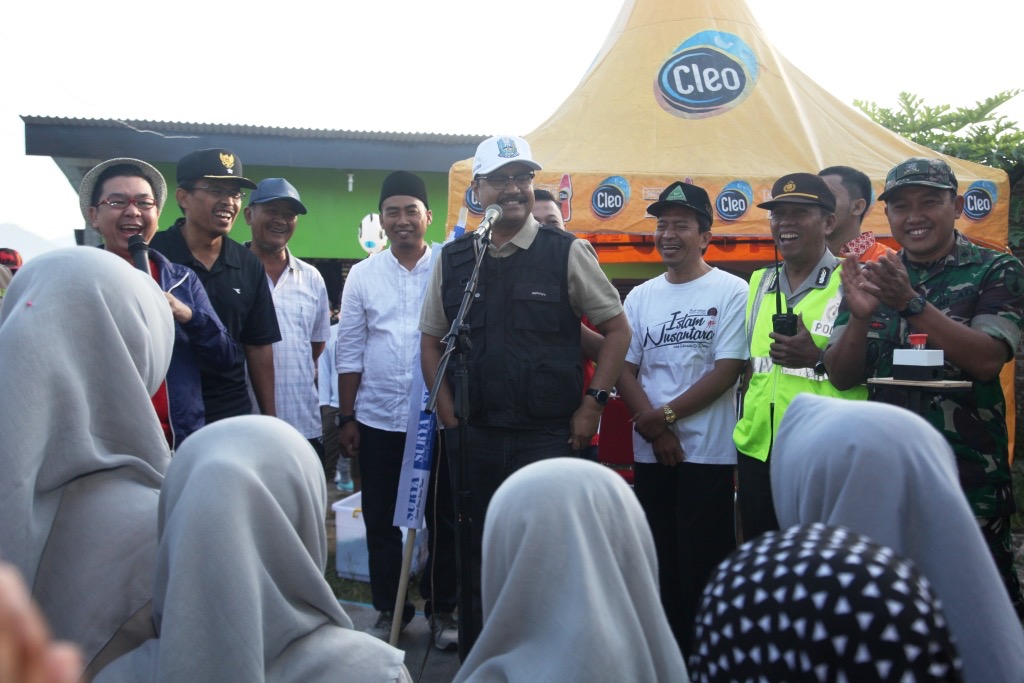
[150,148,280,422]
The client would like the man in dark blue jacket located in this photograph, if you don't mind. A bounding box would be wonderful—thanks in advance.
[80,157,238,448]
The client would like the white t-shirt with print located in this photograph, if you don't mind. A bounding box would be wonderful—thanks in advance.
[623,268,749,465]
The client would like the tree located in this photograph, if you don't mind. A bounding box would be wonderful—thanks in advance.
[855,90,1023,247]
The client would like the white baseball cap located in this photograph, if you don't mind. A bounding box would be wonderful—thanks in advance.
[472,135,543,176]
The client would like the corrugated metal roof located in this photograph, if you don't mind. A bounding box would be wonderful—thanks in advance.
[20,116,489,144]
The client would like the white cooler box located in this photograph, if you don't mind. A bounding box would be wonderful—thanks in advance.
[333,492,428,581]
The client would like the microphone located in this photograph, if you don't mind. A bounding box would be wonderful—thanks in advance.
[475,205,503,242]
[128,234,150,274]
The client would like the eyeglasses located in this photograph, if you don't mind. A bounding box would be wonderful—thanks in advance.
[97,196,158,211]
[480,173,535,190]
[191,186,246,201]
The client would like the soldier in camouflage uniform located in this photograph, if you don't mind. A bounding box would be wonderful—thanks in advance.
[826,157,1024,619]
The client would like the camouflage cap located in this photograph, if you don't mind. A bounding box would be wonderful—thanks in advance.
[878,157,958,202]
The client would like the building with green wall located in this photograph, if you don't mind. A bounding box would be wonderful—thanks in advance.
[23,116,670,297]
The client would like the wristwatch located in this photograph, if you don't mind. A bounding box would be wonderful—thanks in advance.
[662,404,678,424]
[585,388,610,406]
[334,414,357,427]
[899,295,927,318]
[814,348,828,376]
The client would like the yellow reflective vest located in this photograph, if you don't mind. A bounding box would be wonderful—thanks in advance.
[733,264,867,461]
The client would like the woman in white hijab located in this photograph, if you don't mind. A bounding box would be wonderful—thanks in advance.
[772,394,1024,683]
[95,415,409,683]
[0,248,174,679]
[453,458,689,683]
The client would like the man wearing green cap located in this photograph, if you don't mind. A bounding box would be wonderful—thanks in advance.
[614,181,748,656]
[826,157,1024,618]
[733,173,867,543]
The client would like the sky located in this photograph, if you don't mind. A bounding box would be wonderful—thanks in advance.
[2,0,1021,247]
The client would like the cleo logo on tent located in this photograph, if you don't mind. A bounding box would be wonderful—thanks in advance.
[464,185,483,215]
[962,180,997,222]
[591,176,631,220]
[654,31,759,119]
[716,180,753,222]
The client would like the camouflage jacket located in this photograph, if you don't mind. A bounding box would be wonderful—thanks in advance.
[832,231,1024,518]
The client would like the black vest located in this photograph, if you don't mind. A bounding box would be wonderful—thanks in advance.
[440,226,582,429]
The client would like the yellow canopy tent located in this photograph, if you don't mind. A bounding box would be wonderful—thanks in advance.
[444,0,1015,452]
[446,0,1008,250]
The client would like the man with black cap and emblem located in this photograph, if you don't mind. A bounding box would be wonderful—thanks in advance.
[418,135,631,648]
[150,148,281,423]
[337,171,459,649]
[613,181,748,656]
[733,173,867,543]
[826,157,1024,618]
[244,179,331,472]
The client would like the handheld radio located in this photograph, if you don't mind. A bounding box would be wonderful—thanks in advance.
[771,243,798,336]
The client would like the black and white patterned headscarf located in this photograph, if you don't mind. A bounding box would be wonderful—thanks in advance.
[689,523,962,682]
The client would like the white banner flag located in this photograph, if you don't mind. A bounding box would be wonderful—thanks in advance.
[393,367,436,530]
[392,241,442,530]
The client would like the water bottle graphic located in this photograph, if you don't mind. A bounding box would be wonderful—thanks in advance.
[558,173,573,223]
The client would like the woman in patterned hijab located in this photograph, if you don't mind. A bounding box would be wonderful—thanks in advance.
[689,523,962,682]
[771,394,1024,683]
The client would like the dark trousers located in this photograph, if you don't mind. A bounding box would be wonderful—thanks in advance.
[634,461,736,658]
[979,514,1024,622]
[358,423,456,621]
[446,424,575,653]
[319,405,341,479]
[307,436,330,483]
[736,449,780,543]
[358,426,413,620]
[420,431,458,616]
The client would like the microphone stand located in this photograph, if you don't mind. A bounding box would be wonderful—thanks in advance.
[425,227,490,660]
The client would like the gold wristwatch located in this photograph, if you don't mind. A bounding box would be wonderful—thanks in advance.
[662,404,678,424]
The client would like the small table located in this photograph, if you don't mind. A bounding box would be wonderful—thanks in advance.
[867,377,973,417]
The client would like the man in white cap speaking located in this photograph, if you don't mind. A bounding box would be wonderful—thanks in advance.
[419,135,630,650]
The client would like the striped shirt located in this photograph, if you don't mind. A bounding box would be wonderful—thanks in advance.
[263,251,330,437]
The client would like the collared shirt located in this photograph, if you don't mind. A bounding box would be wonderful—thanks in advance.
[260,250,330,438]
[336,246,434,432]
[150,220,281,421]
[748,248,840,334]
[829,230,1024,517]
[418,216,624,337]
[779,248,840,306]
[0,265,11,305]
[318,324,339,409]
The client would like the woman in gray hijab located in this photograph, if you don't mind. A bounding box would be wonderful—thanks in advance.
[453,457,689,683]
[95,415,409,683]
[0,248,174,679]
[772,394,1024,683]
